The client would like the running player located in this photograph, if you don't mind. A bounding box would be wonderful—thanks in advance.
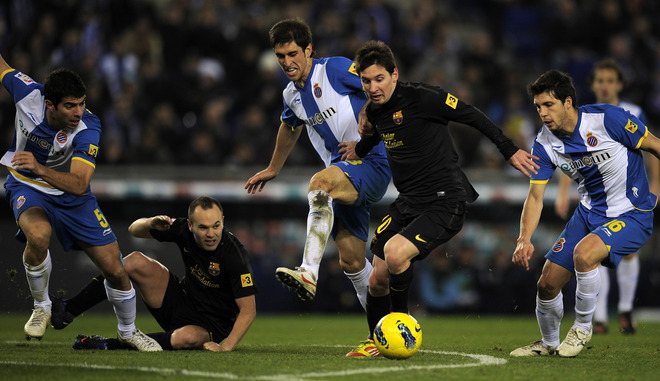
[344,40,538,357]
[0,53,161,351]
[245,19,391,309]
[554,59,656,334]
[511,69,659,358]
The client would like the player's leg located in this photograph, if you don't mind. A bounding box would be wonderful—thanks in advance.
[382,234,419,313]
[18,207,54,340]
[593,264,610,333]
[84,242,162,351]
[334,224,371,310]
[170,325,212,350]
[346,256,389,358]
[511,260,572,357]
[122,251,170,308]
[616,253,639,334]
[276,165,358,300]
[51,275,106,329]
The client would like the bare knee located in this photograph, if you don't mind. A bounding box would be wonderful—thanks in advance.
[339,255,365,274]
[171,326,210,350]
[122,251,149,276]
[368,269,389,296]
[537,277,561,300]
[308,172,332,194]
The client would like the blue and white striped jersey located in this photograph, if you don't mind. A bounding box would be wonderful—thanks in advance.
[280,57,386,167]
[531,104,656,217]
[0,69,100,196]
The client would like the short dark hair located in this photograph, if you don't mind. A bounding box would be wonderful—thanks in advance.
[354,40,396,75]
[188,196,223,219]
[269,18,314,56]
[589,58,625,86]
[527,70,578,109]
[43,68,86,107]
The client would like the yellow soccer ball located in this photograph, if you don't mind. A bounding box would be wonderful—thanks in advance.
[373,312,422,359]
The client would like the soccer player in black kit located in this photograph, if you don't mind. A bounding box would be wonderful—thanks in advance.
[341,41,539,357]
[50,196,257,352]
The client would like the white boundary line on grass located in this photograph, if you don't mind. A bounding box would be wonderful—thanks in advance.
[0,343,507,379]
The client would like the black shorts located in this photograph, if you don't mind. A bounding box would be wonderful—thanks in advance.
[370,199,466,262]
[147,272,232,343]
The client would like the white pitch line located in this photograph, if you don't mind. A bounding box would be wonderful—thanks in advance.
[0,345,507,380]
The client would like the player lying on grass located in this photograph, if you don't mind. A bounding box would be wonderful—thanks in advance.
[51,196,258,351]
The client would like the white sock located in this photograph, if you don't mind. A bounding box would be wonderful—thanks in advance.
[536,292,563,348]
[617,255,639,313]
[344,260,373,311]
[104,280,137,337]
[593,264,610,323]
[574,268,600,332]
[23,250,52,312]
[301,190,333,280]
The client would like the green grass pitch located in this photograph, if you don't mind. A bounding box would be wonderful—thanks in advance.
[0,312,658,380]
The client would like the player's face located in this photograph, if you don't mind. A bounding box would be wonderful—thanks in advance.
[188,205,224,251]
[46,96,86,130]
[591,68,623,105]
[533,91,574,136]
[360,65,398,104]
[273,41,313,86]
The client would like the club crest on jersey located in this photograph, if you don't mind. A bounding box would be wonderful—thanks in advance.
[586,132,598,147]
[56,131,68,144]
[16,195,26,209]
[393,110,403,125]
[625,119,638,134]
[314,83,322,98]
[208,262,220,276]
[445,93,458,109]
[552,238,565,252]
[14,72,34,85]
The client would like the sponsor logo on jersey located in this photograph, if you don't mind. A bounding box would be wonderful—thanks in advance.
[393,110,403,125]
[20,125,54,154]
[209,262,220,276]
[552,238,565,252]
[586,132,598,147]
[313,83,322,98]
[625,119,638,134]
[348,63,358,76]
[16,195,25,209]
[305,107,337,127]
[88,144,98,158]
[445,93,458,109]
[559,151,611,171]
[56,131,68,144]
[15,72,34,85]
[241,273,253,287]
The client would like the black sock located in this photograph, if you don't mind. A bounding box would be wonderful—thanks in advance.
[389,265,414,313]
[147,331,174,350]
[66,275,108,316]
[366,293,391,340]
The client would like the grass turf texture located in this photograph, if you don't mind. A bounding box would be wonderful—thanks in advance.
[0,312,658,380]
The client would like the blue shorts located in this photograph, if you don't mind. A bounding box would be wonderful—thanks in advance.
[545,203,653,272]
[330,154,391,241]
[4,177,117,252]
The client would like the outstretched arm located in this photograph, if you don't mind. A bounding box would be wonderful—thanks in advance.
[128,215,174,238]
[512,182,546,271]
[0,53,11,76]
[507,149,540,178]
[203,295,256,352]
[245,122,302,194]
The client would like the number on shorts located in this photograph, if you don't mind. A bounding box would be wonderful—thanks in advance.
[603,219,625,232]
[94,209,109,228]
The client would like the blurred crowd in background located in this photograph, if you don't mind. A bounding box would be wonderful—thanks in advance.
[0,0,659,170]
[1,0,660,314]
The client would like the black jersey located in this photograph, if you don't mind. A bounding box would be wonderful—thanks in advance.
[357,81,518,203]
[149,218,258,324]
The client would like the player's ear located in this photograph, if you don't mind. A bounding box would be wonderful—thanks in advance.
[305,44,312,58]
[392,68,399,81]
[187,218,192,232]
